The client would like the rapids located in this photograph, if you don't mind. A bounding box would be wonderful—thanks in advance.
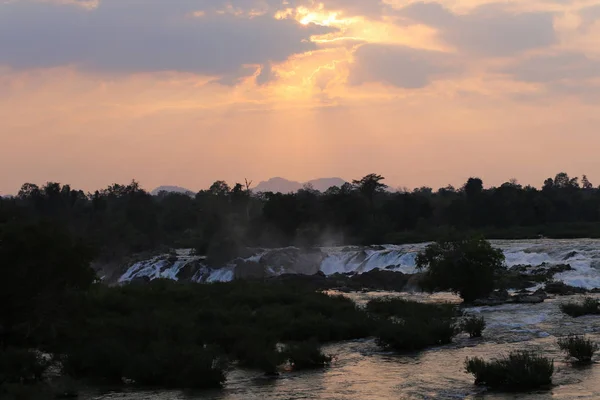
[118,239,600,290]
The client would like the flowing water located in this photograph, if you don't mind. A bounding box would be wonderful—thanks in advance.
[118,239,600,290]
[92,240,600,399]
[79,292,600,400]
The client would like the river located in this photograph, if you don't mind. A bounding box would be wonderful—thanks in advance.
[79,291,600,399]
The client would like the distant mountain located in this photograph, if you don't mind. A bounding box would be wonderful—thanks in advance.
[253,177,347,193]
[151,185,195,196]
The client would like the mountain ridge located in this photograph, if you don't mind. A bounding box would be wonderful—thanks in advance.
[151,177,348,195]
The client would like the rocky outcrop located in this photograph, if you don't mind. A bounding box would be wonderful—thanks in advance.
[259,247,326,275]
[176,260,204,281]
[544,281,587,295]
[349,269,410,291]
[234,261,267,280]
[498,263,573,290]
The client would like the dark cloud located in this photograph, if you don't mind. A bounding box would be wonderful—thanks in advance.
[579,4,600,31]
[0,0,333,79]
[349,44,459,88]
[503,52,600,83]
[398,2,557,57]
[255,63,277,85]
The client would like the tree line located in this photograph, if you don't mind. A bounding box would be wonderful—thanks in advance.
[2,172,600,261]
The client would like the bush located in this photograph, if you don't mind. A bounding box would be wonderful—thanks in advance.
[376,319,456,352]
[560,297,600,317]
[416,237,505,302]
[465,351,553,390]
[557,335,598,364]
[0,348,49,385]
[231,336,286,375]
[368,298,458,351]
[124,344,225,389]
[285,341,332,370]
[461,315,486,338]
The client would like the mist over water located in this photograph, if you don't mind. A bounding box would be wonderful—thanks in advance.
[120,239,600,290]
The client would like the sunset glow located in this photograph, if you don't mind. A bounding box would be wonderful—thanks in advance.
[1,0,600,195]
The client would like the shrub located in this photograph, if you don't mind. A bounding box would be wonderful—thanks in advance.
[124,344,226,389]
[285,341,332,370]
[465,351,553,390]
[376,319,456,352]
[560,297,600,317]
[231,337,286,375]
[416,237,505,302]
[557,335,599,364]
[461,315,486,338]
[367,298,458,352]
[0,348,49,385]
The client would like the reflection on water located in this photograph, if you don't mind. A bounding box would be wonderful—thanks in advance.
[81,292,600,400]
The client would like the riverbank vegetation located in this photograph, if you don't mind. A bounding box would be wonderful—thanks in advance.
[3,172,600,263]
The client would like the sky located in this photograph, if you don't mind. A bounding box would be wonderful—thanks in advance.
[2,0,600,195]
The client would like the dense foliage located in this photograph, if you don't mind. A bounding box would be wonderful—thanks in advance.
[3,172,600,262]
[465,351,554,390]
[557,335,599,364]
[367,298,459,351]
[416,237,505,302]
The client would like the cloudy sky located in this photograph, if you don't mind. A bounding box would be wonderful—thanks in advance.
[2,0,600,194]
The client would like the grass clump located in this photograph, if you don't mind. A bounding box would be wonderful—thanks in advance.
[465,351,553,391]
[557,335,598,364]
[367,298,458,351]
[560,297,600,317]
[285,341,332,370]
[461,315,486,338]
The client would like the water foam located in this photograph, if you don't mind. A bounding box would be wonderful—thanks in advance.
[118,239,600,289]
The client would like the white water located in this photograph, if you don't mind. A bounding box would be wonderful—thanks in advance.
[118,239,600,290]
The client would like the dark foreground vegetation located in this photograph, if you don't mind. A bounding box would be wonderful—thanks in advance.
[2,172,600,263]
[465,351,554,390]
[3,171,600,395]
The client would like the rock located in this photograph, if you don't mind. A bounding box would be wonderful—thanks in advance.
[259,247,326,275]
[544,281,587,295]
[533,288,548,300]
[176,260,203,282]
[563,251,578,260]
[471,289,511,306]
[512,294,544,304]
[349,269,409,291]
[490,289,510,301]
[234,261,267,280]
[405,273,424,292]
[472,298,507,306]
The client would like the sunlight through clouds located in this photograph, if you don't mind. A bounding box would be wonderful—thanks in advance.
[2,0,600,193]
